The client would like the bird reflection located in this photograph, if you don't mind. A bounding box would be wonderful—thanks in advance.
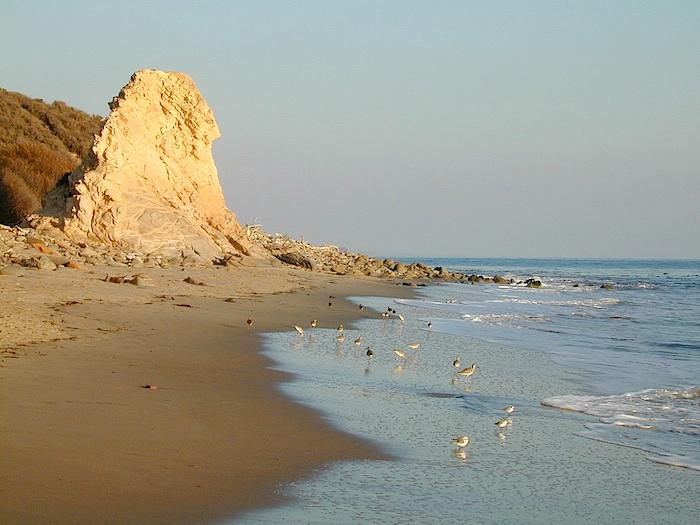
[452,449,469,464]
[392,363,405,377]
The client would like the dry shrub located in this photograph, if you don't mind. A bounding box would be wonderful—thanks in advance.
[0,142,78,224]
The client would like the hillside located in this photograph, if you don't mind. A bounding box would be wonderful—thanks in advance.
[0,89,103,224]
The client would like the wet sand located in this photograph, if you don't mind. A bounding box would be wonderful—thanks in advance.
[0,264,415,524]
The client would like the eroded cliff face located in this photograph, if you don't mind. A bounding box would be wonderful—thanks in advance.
[37,69,252,260]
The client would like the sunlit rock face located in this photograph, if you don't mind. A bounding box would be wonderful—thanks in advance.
[46,69,251,259]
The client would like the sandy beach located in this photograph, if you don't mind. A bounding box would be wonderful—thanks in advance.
[0,263,414,524]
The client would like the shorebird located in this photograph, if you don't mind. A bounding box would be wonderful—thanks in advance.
[366,347,374,358]
[393,349,406,360]
[451,435,470,448]
[359,304,364,310]
[407,342,420,349]
[337,323,344,333]
[246,313,253,329]
[502,405,515,414]
[427,321,432,328]
[456,363,477,379]
[336,334,346,343]
[495,418,509,429]
[328,301,333,308]
[398,313,405,322]
[354,336,362,345]
[381,311,389,318]
[310,319,317,328]
[294,325,304,336]
[453,356,462,368]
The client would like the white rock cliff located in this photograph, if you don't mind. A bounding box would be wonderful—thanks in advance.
[41,69,252,260]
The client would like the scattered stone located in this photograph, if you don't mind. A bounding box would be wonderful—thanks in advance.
[47,255,71,266]
[274,252,313,270]
[36,256,58,271]
[600,283,614,290]
[0,264,26,276]
[142,384,158,390]
[183,276,206,286]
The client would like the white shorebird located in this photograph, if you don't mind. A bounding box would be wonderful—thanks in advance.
[294,325,304,336]
[456,363,477,379]
[451,435,470,448]
[310,319,317,328]
[336,334,346,343]
[407,342,420,349]
[495,418,509,429]
[354,336,362,346]
[381,311,389,318]
[453,356,462,368]
[502,405,515,414]
[337,323,344,333]
[393,349,406,360]
[398,313,405,322]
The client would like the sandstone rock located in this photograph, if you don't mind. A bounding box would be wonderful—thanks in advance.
[47,255,71,266]
[493,275,508,284]
[0,264,26,276]
[34,69,254,261]
[274,252,313,270]
[36,256,57,271]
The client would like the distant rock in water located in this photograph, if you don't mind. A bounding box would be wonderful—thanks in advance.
[33,69,252,260]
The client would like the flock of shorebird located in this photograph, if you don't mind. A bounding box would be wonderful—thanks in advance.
[248,296,517,457]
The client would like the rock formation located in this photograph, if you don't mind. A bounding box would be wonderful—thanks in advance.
[35,69,252,260]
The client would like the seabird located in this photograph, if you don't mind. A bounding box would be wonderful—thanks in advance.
[451,435,470,448]
[294,325,304,336]
[456,363,477,378]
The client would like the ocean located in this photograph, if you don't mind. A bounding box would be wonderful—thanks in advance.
[231,259,699,524]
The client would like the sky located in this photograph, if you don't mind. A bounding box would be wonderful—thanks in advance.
[2,1,698,258]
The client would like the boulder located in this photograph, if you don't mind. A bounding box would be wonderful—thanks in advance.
[274,252,313,270]
[33,70,254,261]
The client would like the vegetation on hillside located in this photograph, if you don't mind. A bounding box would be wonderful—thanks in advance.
[0,88,102,224]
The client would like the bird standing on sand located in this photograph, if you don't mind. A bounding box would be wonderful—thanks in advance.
[407,342,420,349]
[381,311,389,318]
[502,405,515,414]
[451,435,470,448]
[453,356,461,368]
[246,313,253,329]
[393,349,406,360]
[359,304,365,310]
[456,363,477,379]
[310,319,317,328]
[328,301,333,308]
[294,325,304,336]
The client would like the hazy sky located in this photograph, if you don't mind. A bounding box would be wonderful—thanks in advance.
[2,1,698,258]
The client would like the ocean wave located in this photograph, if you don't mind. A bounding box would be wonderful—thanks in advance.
[542,387,700,471]
[463,313,549,326]
[493,297,621,309]
[541,387,700,436]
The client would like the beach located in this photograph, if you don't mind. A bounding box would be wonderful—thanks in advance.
[0,263,414,524]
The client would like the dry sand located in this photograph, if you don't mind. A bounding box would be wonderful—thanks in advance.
[0,263,416,524]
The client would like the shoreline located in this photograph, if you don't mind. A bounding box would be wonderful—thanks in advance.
[0,264,415,524]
